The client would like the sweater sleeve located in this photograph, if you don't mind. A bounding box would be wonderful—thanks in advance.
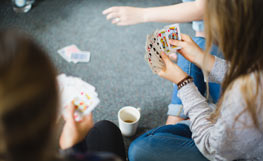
[178,80,262,160]
[207,56,228,84]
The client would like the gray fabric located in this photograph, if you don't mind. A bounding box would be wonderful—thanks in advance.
[207,56,228,83]
[177,57,263,160]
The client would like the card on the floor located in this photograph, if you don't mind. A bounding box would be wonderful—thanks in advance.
[57,44,81,62]
[58,45,91,64]
[70,51,90,64]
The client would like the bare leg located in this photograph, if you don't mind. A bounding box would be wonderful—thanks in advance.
[195,31,205,37]
[166,115,185,125]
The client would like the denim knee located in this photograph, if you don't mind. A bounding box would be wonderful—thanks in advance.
[128,137,148,161]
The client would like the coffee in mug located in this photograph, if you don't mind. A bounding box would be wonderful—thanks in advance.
[118,106,141,137]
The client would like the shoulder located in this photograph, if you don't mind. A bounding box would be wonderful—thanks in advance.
[224,71,263,100]
[220,71,263,128]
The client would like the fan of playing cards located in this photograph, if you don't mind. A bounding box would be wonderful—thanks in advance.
[144,24,181,74]
[58,44,90,64]
[57,74,100,121]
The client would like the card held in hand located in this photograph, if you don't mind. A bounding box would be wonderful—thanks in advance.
[144,24,181,74]
[164,24,182,51]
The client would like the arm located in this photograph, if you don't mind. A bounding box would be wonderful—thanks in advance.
[103,0,205,26]
[207,56,228,83]
[170,34,228,83]
[59,103,94,149]
[178,77,261,160]
[157,43,260,160]
[144,0,205,23]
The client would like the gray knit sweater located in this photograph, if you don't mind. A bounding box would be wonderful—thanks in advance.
[178,57,263,161]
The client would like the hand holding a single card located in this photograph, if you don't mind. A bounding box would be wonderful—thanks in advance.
[169,34,205,67]
[158,52,188,84]
[59,103,94,149]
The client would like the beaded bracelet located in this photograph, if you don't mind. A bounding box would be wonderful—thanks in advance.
[177,76,193,90]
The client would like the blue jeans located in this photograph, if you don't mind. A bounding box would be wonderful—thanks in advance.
[167,37,222,117]
[128,124,208,161]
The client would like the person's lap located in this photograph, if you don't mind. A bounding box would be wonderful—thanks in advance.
[128,124,208,161]
[71,120,126,160]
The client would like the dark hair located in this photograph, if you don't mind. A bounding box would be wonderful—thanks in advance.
[0,29,59,161]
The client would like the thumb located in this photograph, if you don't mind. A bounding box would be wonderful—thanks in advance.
[161,52,171,65]
[64,102,76,123]
[168,53,178,62]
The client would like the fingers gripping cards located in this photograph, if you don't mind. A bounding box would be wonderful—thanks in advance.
[165,24,182,50]
[144,24,181,74]
[57,74,100,121]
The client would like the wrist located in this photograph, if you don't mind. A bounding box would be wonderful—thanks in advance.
[172,68,188,84]
[177,75,193,90]
[193,50,205,68]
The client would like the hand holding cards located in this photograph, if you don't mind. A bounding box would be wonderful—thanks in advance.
[144,24,181,74]
[57,74,100,121]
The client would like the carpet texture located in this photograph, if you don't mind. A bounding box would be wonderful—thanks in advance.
[0,0,194,153]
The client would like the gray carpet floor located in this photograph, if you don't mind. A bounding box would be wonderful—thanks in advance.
[0,0,194,153]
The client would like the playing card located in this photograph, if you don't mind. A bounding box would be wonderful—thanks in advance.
[144,31,166,74]
[70,51,91,64]
[57,45,81,62]
[144,24,182,74]
[164,24,182,50]
[57,74,100,121]
[145,35,153,52]
[157,29,170,53]
[72,91,100,121]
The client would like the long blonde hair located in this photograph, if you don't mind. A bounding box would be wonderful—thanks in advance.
[0,29,59,161]
[204,0,263,127]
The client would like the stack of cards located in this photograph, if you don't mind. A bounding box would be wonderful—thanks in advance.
[144,24,181,74]
[57,45,90,64]
[57,74,100,121]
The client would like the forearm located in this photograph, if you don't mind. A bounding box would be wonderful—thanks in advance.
[194,53,216,73]
[143,1,204,23]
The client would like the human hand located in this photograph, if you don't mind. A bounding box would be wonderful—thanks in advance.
[158,52,188,84]
[102,6,145,26]
[59,103,94,149]
[169,34,205,67]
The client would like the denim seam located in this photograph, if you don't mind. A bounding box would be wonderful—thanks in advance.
[148,124,189,136]
[147,133,192,142]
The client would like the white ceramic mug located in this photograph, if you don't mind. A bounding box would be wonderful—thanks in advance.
[118,106,141,137]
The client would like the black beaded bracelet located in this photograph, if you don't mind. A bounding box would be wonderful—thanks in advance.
[177,76,193,90]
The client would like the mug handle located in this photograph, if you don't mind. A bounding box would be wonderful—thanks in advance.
[137,107,141,113]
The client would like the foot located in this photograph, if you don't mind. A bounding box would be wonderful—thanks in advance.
[166,115,185,125]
